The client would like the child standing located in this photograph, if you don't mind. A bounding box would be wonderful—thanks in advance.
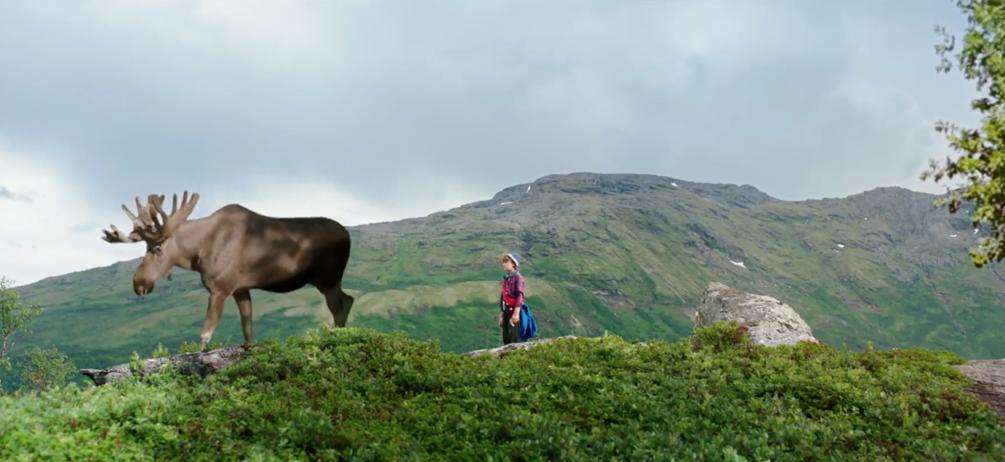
[499,253,525,345]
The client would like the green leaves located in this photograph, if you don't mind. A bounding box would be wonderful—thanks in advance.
[927,0,1005,267]
[0,276,44,390]
[0,276,42,364]
[1,325,1003,460]
[19,346,76,392]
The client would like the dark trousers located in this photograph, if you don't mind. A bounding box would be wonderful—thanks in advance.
[501,306,521,344]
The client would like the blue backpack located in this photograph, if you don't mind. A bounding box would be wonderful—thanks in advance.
[519,304,538,341]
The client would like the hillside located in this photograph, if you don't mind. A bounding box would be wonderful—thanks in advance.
[1,325,1003,460]
[10,173,1005,379]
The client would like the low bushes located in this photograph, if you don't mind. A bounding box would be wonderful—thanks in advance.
[1,322,1002,460]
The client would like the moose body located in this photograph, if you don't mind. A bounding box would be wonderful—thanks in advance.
[102,192,354,347]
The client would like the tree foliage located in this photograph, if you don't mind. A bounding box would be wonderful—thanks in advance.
[19,346,76,392]
[0,277,41,380]
[925,0,1005,267]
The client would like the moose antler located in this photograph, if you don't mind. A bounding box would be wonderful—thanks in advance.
[102,191,200,244]
[101,196,148,243]
[101,224,142,243]
[149,191,200,238]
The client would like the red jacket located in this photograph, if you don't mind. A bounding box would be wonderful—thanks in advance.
[500,271,525,310]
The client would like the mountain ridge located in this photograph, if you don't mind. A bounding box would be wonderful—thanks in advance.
[8,172,1005,382]
[9,174,945,291]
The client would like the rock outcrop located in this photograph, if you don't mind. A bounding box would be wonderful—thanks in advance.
[82,338,581,385]
[81,346,248,386]
[695,282,817,346]
[954,360,1005,424]
[461,336,578,358]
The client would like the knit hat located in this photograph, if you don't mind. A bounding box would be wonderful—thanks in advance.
[504,252,520,267]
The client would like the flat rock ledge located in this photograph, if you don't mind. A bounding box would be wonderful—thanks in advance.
[81,346,249,386]
[954,359,1005,424]
[461,336,579,358]
[82,337,581,385]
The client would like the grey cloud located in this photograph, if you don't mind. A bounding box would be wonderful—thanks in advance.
[0,0,978,216]
[0,185,30,203]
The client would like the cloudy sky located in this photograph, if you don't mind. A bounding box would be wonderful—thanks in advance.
[0,0,981,284]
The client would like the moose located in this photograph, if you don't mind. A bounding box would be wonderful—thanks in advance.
[101,191,354,348]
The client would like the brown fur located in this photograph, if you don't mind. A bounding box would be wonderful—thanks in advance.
[103,193,353,347]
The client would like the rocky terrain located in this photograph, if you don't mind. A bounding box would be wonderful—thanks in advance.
[956,360,1005,424]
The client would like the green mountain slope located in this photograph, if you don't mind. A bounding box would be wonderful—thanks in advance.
[11,173,1005,376]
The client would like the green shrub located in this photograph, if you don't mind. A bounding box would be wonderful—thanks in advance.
[18,346,76,392]
[178,341,202,354]
[152,343,170,359]
[0,322,1002,460]
[690,320,751,352]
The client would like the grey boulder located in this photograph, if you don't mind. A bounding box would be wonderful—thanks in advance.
[695,282,817,346]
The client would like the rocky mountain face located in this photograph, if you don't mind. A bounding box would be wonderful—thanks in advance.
[348,173,1004,355]
[10,172,1005,379]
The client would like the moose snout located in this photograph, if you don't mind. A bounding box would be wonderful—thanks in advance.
[133,279,155,296]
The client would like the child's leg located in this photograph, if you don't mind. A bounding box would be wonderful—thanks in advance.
[502,307,519,344]
[504,323,511,344]
[501,308,509,344]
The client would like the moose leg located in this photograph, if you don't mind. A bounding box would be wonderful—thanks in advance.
[200,291,230,348]
[323,288,355,327]
[234,290,253,348]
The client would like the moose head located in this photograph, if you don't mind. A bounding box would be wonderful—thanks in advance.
[102,191,200,296]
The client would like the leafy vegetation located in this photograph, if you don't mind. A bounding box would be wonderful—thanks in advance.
[927,0,1005,267]
[0,324,1002,460]
[0,276,41,389]
[18,346,76,392]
